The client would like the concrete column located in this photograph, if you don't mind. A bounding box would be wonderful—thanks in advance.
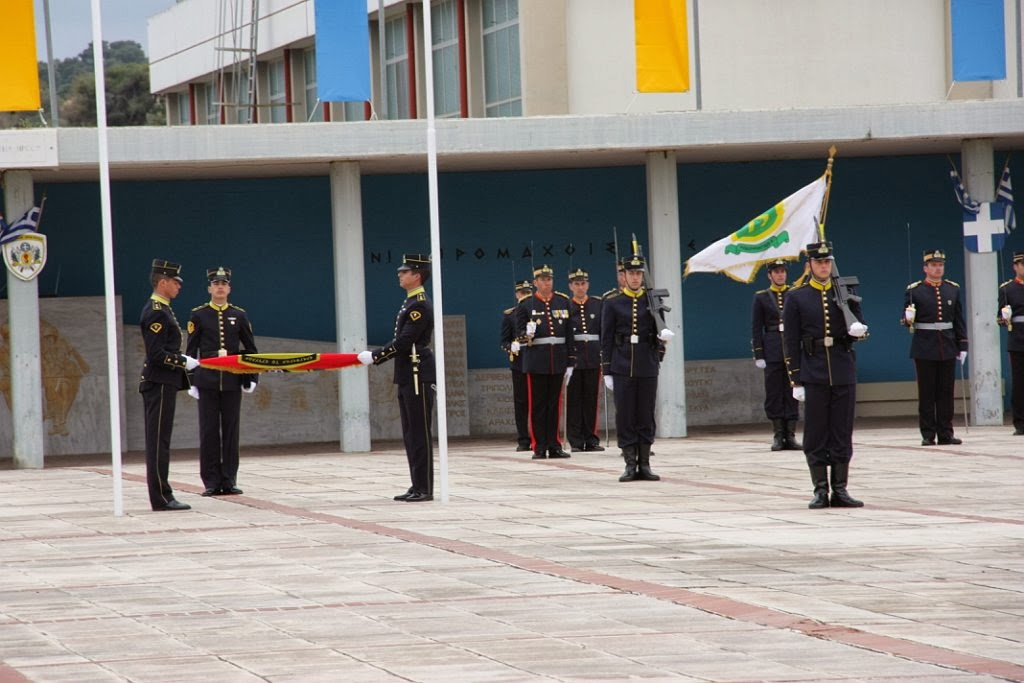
[3,171,45,468]
[961,139,1003,426]
[330,162,371,452]
[646,151,687,437]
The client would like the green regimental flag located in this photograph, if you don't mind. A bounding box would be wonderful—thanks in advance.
[685,175,826,283]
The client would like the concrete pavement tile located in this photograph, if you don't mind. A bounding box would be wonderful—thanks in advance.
[11,663,125,683]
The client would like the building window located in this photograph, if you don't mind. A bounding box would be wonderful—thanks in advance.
[176,90,191,125]
[204,81,219,125]
[431,0,460,118]
[482,0,521,117]
[384,15,410,119]
[303,49,322,122]
[268,58,287,123]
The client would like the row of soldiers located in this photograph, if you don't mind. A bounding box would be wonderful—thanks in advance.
[752,243,1024,508]
[500,254,674,482]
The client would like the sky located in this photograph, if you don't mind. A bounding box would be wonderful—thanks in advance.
[33,0,177,61]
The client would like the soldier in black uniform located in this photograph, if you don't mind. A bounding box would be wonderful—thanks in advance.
[601,252,673,482]
[751,259,801,451]
[139,259,200,511]
[783,241,867,509]
[600,260,626,299]
[515,264,574,459]
[997,251,1024,434]
[186,266,259,496]
[567,267,605,451]
[359,254,436,502]
[501,279,534,451]
[901,249,968,445]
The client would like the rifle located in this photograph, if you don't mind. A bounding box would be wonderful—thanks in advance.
[631,233,671,332]
[830,259,863,334]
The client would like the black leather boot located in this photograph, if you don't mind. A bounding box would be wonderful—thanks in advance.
[618,446,638,482]
[636,443,660,481]
[770,419,785,451]
[829,462,864,507]
[783,419,802,450]
[808,464,829,509]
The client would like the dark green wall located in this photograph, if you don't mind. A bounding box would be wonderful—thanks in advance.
[4,154,1018,384]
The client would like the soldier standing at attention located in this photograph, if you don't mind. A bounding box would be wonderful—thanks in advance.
[358,254,436,502]
[601,260,626,299]
[901,249,967,445]
[186,266,259,496]
[501,279,534,451]
[997,251,1024,435]
[516,264,574,459]
[783,241,868,509]
[751,258,801,451]
[139,259,200,511]
[566,267,604,451]
[601,251,674,482]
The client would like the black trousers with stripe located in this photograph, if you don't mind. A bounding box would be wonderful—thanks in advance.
[141,381,179,509]
[398,382,434,495]
[528,373,564,454]
[566,367,601,449]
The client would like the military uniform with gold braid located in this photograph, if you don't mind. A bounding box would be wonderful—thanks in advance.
[500,279,533,451]
[186,266,259,495]
[566,266,604,451]
[515,264,574,459]
[600,251,664,481]
[782,241,866,509]
[997,251,1024,434]
[901,249,967,445]
[370,254,436,501]
[751,258,801,451]
[139,259,195,511]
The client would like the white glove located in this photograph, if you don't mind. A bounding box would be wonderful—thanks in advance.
[242,382,256,394]
[564,367,574,381]
[754,359,767,369]
[792,386,806,402]
[958,351,967,364]
[904,306,916,323]
[1002,305,1012,321]
[847,322,868,338]
[526,321,537,336]
[510,341,521,353]
[183,355,201,371]
[658,328,675,341]
[357,350,374,365]
[604,375,614,390]
[187,385,199,400]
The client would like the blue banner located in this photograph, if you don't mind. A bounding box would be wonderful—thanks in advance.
[315,0,371,102]
[951,0,1006,82]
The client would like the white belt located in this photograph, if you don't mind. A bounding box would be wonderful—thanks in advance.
[1012,316,1024,323]
[914,322,953,330]
[531,337,565,346]
[575,334,599,342]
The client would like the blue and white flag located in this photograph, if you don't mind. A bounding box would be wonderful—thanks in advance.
[949,169,981,215]
[0,205,40,246]
[964,202,1006,253]
[997,163,1016,232]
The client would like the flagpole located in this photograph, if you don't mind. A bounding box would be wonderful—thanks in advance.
[817,145,838,240]
[90,0,125,516]
[422,0,450,503]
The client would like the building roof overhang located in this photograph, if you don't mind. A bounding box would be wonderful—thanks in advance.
[8,99,1024,183]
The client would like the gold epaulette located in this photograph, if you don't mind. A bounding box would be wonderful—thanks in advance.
[191,303,208,312]
[601,289,621,299]
[151,301,163,310]
[944,280,960,287]
[755,288,769,295]
[503,307,515,315]
[415,292,427,302]
[906,280,921,290]
[1001,279,1015,288]
[554,291,570,300]
[231,304,247,312]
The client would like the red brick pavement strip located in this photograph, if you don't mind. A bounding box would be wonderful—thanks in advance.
[0,663,32,683]
[78,467,1024,681]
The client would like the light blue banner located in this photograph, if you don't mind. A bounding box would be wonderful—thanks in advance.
[315,0,371,102]
[951,0,1006,82]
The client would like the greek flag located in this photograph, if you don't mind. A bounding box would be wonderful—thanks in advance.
[949,169,980,216]
[0,206,41,246]
[997,164,1016,232]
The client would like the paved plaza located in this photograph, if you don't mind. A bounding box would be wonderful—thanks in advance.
[1,419,1022,682]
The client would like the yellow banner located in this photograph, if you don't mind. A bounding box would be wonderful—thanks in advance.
[635,0,689,93]
[0,0,41,112]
